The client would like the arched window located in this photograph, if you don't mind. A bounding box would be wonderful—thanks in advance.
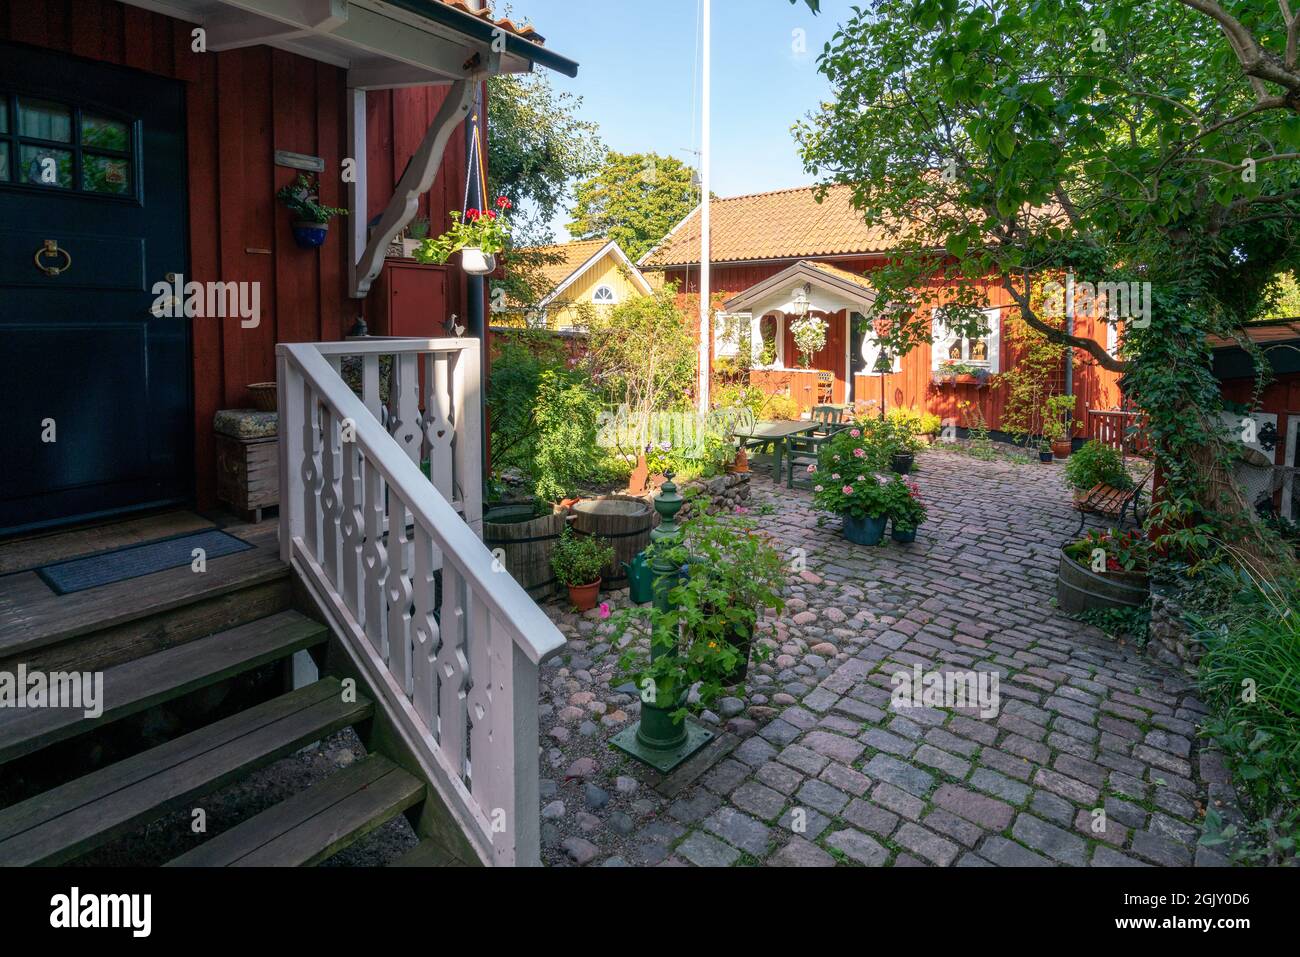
[592,284,616,304]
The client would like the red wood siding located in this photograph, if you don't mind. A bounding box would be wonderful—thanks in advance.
[4,0,471,508]
[665,259,1121,432]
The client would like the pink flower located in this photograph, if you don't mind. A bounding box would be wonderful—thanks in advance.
[807,464,817,474]
[734,506,749,514]
[831,473,841,480]
[842,485,854,495]
[814,484,824,492]
[850,429,861,438]
[853,447,866,458]
[598,602,610,619]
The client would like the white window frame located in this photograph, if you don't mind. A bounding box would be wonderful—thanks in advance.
[1284,414,1298,521]
[713,310,749,358]
[931,306,1001,373]
[592,284,617,305]
[1105,319,1119,358]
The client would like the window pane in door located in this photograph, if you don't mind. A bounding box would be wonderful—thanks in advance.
[83,153,131,194]
[17,97,72,141]
[81,113,129,151]
[0,143,9,181]
[19,144,73,187]
[0,99,8,134]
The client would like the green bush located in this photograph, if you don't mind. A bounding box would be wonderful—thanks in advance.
[1063,440,1132,493]
[533,369,602,503]
[1192,566,1300,864]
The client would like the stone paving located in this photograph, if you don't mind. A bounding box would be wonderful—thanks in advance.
[536,447,1240,867]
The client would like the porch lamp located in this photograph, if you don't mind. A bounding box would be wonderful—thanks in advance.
[873,349,893,417]
[610,473,714,772]
[792,285,810,319]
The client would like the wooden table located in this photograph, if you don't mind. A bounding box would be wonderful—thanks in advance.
[732,420,818,480]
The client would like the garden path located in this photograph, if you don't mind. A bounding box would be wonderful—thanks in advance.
[536,448,1239,866]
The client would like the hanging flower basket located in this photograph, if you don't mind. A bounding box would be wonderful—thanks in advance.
[414,196,512,274]
[276,173,347,250]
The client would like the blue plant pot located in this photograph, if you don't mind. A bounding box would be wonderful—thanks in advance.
[891,523,917,543]
[842,513,886,546]
[292,221,329,248]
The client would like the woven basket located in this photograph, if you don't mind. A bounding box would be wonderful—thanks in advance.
[247,382,278,413]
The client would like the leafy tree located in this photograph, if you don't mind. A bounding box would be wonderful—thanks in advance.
[568,152,700,261]
[487,74,604,315]
[789,0,1300,563]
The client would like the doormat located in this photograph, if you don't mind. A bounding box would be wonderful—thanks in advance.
[36,529,254,595]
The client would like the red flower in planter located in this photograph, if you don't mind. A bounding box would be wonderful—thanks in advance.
[496,196,512,210]
[485,209,497,219]
[465,208,481,221]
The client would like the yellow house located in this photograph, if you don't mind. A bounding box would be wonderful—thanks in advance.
[509,237,653,330]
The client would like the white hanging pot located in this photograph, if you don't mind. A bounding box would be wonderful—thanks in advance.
[461,247,496,275]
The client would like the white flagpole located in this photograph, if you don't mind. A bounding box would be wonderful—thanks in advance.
[698,0,711,415]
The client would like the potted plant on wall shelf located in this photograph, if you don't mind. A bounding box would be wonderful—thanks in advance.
[276,173,348,249]
[932,359,990,388]
[414,196,511,275]
[551,525,614,612]
[401,216,430,258]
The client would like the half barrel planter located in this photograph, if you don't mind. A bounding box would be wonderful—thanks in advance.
[482,504,568,600]
[569,495,654,586]
[1056,548,1150,614]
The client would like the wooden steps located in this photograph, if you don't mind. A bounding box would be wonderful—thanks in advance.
[0,610,328,766]
[167,755,422,867]
[390,837,471,868]
[0,678,371,866]
[0,521,290,673]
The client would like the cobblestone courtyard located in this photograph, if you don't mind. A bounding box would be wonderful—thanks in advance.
[536,448,1238,867]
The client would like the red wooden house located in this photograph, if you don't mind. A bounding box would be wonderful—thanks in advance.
[0,0,576,536]
[641,185,1125,441]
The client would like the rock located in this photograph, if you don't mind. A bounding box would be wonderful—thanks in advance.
[561,837,599,866]
[727,717,759,737]
[541,800,566,820]
[810,641,838,656]
[548,726,571,743]
[608,812,636,836]
[772,692,797,706]
[584,784,611,809]
[615,775,640,796]
[331,748,356,768]
[718,696,746,718]
[569,691,596,706]
[700,710,721,725]
[578,720,600,737]
[792,611,818,626]
[539,779,558,799]
[799,570,823,584]
[576,811,602,833]
[557,706,585,724]
[566,757,598,780]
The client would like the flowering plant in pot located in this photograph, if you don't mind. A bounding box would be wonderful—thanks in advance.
[933,359,990,387]
[1044,393,1081,459]
[550,525,614,611]
[809,433,897,545]
[415,196,512,274]
[276,173,347,248]
[878,417,923,473]
[885,478,928,542]
[612,506,786,706]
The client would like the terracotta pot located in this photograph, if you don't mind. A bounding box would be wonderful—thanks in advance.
[1051,439,1073,460]
[567,578,601,612]
[628,454,649,494]
[728,448,750,473]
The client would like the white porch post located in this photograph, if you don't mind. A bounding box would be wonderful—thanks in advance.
[697,0,711,414]
[750,313,763,369]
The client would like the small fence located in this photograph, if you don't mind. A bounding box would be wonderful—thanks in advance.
[1086,408,1151,456]
[597,406,754,456]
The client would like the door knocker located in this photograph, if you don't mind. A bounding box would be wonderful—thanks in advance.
[34,239,72,277]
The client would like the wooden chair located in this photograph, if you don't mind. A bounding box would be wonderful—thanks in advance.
[787,408,851,488]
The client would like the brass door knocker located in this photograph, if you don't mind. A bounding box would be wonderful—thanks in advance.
[35,239,72,277]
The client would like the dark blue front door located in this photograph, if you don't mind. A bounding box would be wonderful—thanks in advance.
[0,43,190,535]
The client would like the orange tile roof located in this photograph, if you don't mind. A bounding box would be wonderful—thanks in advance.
[439,1,547,43]
[515,237,612,292]
[641,184,926,268]
[1208,319,1300,349]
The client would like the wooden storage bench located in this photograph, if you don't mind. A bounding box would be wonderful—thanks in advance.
[214,409,279,522]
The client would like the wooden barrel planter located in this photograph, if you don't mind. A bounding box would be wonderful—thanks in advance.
[1056,549,1150,615]
[482,503,568,600]
[568,495,654,584]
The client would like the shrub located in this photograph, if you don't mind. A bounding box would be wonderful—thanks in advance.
[1063,440,1132,493]
[761,393,802,420]
[533,369,602,502]
[886,479,928,531]
[808,426,899,518]
[1192,565,1300,865]
[886,406,941,437]
[550,526,614,587]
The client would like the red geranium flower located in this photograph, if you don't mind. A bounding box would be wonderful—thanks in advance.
[485,209,497,219]
[465,208,481,221]
[496,196,511,209]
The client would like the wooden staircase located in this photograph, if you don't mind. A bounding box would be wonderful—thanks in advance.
[0,514,469,867]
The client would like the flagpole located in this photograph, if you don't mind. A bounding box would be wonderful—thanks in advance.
[698,0,711,415]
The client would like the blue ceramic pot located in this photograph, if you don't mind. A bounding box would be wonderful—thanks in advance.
[842,513,887,546]
[891,523,917,543]
[292,221,329,248]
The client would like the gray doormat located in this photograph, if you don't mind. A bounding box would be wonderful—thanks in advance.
[36,529,254,595]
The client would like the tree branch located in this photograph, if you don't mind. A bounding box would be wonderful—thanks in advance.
[1000,273,1128,374]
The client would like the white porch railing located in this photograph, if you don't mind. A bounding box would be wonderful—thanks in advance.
[276,337,565,867]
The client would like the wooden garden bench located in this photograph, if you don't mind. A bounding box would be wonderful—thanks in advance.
[1074,462,1155,536]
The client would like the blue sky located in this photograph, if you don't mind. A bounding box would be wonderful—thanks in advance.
[509,0,857,239]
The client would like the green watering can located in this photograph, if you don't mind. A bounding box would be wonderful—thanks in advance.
[622,550,655,605]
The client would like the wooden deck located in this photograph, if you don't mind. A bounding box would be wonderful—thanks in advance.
[0,510,287,672]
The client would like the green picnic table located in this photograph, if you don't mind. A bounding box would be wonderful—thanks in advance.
[731,419,819,481]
